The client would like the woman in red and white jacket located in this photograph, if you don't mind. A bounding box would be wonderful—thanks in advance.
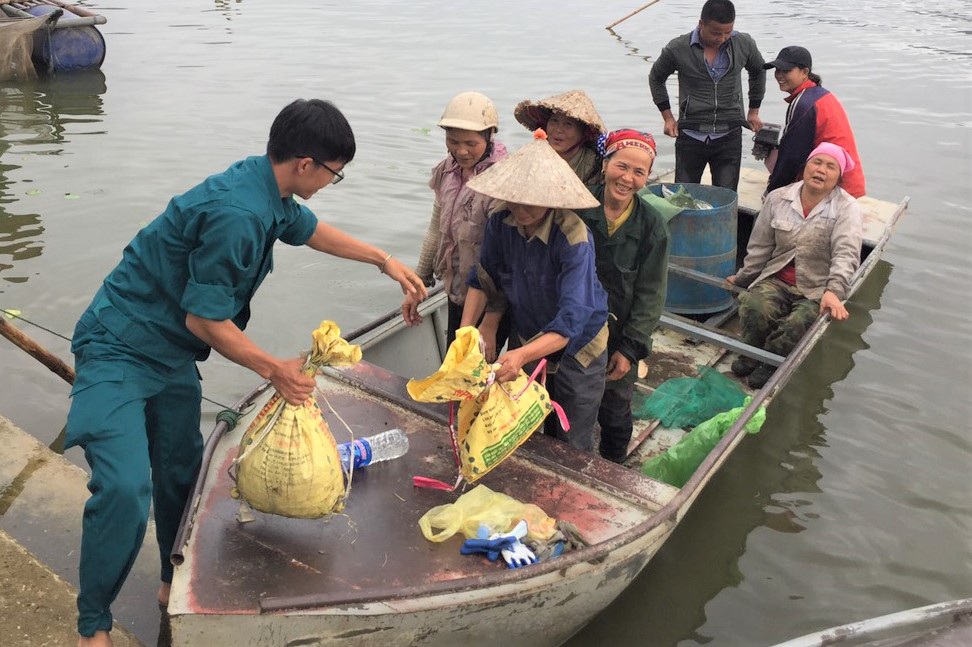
[764,46,866,198]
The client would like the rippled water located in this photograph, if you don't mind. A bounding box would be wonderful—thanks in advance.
[1,1,970,644]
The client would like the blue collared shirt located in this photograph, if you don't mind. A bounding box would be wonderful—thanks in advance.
[468,209,607,359]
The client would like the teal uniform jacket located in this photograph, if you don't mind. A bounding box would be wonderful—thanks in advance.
[577,185,670,383]
[75,154,318,369]
[66,155,318,637]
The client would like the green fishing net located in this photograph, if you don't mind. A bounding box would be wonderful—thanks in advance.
[641,396,765,487]
[633,365,746,429]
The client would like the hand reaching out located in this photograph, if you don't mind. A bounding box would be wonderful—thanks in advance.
[382,257,428,300]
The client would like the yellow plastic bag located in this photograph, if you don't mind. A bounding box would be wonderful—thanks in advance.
[232,321,362,519]
[418,484,557,543]
[406,326,553,483]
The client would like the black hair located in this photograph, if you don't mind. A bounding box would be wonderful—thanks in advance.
[266,99,356,164]
[808,70,823,85]
[701,0,735,24]
[482,129,494,159]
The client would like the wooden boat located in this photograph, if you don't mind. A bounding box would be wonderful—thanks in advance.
[771,597,972,646]
[166,170,907,645]
[0,0,106,73]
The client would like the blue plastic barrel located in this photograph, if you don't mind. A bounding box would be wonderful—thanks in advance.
[27,5,106,72]
[649,183,738,314]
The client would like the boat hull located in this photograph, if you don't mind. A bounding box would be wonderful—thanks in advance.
[168,362,680,646]
[171,517,674,646]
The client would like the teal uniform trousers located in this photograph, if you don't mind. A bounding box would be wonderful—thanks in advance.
[66,307,202,636]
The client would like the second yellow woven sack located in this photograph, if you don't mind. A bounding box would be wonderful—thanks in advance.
[406,326,553,483]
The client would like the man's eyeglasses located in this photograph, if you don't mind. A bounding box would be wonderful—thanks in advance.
[309,157,345,185]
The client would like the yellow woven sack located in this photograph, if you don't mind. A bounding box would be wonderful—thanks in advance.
[232,321,361,519]
[418,484,557,543]
[407,326,553,483]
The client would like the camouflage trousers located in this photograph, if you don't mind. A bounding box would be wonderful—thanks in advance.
[738,278,820,356]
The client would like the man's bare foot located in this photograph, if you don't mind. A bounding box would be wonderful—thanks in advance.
[158,581,171,608]
[78,629,113,647]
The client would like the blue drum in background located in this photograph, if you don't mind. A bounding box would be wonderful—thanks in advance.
[648,183,738,314]
[26,4,106,72]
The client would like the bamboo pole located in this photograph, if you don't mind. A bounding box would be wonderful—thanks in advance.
[0,317,75,385]
[606,0,663,30]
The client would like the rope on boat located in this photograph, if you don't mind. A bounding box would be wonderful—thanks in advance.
[316,387,356,502]
[1,307,235,410]
[215,408,243,430]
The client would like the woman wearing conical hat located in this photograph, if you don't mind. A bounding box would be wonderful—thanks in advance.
[576,129,670,464]
[461,130,609,453]
[513,90,607,185]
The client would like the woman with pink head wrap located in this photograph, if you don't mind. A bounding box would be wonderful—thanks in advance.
[726,142,863,388]
[807,142,855,175]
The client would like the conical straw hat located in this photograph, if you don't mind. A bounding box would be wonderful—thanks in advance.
[513,90,606,143]
[466,129,599,209]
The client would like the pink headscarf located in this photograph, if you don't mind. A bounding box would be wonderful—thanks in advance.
[807,142,856,175]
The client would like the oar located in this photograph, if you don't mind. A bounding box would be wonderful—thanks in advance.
[0,316,75,386]
[606,0,663,30]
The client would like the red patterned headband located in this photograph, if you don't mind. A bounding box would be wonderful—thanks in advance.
[598,129,657,160]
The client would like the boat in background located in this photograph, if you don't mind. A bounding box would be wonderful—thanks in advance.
[166,170,907,645]
[0,0,106,73]
[771,598,972,647]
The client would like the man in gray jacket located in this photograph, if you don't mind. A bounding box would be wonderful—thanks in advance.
[649,0,765,191]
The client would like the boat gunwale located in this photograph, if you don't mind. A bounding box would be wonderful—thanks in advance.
[171,197,908,614]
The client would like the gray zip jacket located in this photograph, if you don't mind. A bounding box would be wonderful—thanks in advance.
[734,182,863,300]
[649,31,765,133]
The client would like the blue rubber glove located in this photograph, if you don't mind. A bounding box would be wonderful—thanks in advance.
[459,521,527,561]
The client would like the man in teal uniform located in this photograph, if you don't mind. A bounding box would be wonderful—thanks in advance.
[67,98,426,647]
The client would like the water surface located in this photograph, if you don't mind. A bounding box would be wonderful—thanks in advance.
[1,1,970,644]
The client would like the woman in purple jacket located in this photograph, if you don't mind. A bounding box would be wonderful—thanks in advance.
[404,92,509,346]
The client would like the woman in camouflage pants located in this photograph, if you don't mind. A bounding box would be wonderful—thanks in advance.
[727,142,863,388]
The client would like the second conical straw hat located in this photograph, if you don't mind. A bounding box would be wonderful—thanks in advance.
[466,130,599,210]
[513,90,606,142]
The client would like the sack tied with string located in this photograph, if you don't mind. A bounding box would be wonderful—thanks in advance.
[231,321,361,519]
[406,326,559,486]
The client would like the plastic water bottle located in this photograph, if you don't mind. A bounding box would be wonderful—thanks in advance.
[337,428,409,471]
